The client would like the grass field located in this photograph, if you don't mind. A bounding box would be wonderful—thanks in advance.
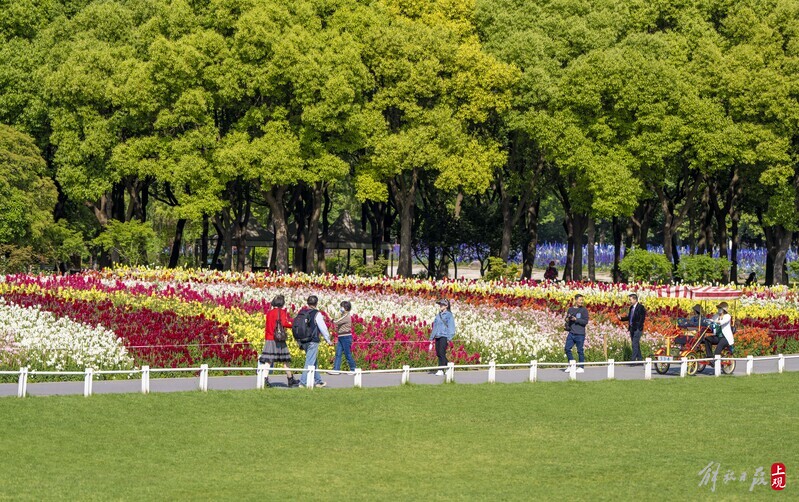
[0,374,796,501]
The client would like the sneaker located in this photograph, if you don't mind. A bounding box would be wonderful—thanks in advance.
[435,370,444,376]
[264,378,272,388]
[298,383,306,388]
[287,377,299,387]
[316,381,327,388]
[563,367,571,372]
[575,367,585,373]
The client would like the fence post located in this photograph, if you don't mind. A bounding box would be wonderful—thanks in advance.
[256,363,263,389]
[607,359,615,380]
[568,360,576,381]
[644,358,652,380]
[680,357,687,378]
[141,365,150,394]
[446,362,455,383]
[17,367,28,398]
[746,355,754,376]
[488,361,496,383]
[714,355,721,377]
[84,368,93,397]
[199,364,209,392]
[307,365,316,389]
[401,365,410,385]
[529,360,538,383]
[353,368,362,388]
[778,354,785,374]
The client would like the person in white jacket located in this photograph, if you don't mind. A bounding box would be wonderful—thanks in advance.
[704,302,734,358]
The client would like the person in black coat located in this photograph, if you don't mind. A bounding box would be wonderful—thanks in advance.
[618,293,646,363]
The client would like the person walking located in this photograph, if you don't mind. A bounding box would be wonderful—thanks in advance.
[563,294,590,372]
[259,295,298,387]
[428,299,456,376]
[331,301,357,374]
[704,302,735,360]
[296,295,334,388]
[618,293,646,365]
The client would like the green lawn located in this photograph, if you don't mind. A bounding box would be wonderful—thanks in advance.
[0,374,796,501]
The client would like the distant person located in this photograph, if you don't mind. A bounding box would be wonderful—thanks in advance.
[428,299,456,376]
[563,294,589,373]
[259,295,298,387]
[294,295,334,388]
[544,261,558,281]
[618,293,646,364]
[744,272,757,287]
[704,302,735,360]
[331,301,357,374]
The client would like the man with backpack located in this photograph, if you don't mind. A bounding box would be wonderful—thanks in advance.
[293,295,333,388]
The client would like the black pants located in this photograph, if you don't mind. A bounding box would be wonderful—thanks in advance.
[704,335,730,358]
[435,337,449,367]
[630,330,643,361]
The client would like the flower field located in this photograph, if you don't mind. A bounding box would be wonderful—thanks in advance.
[1,269,798,375]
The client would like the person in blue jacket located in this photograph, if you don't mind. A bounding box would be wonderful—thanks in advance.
[428,298,456,376]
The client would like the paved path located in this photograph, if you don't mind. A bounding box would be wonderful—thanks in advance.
[1,357,797,397]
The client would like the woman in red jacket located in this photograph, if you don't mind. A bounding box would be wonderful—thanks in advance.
[259,295,298,387]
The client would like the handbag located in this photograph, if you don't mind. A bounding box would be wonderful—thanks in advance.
[273,309,288,342]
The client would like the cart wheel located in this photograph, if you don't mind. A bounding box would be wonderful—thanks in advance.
[686,353,700,376]
[697,361,708,374]
[721,349,736,375]
[655,362,670,374]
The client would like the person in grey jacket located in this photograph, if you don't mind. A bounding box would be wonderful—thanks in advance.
[331,300,357,374]
[428,299,456,376]
[563,294,589,372]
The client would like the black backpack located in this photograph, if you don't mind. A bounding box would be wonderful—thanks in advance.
[292,309,318,344]
[273,310,288,343]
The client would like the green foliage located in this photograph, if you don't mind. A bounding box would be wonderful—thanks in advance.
[0,124,57,245]
[483,256,520,281]
[0,244,39,273]
[92,220,158,266]
[354,257,390,278]
[619,249,672,283]
[677,255,732,284]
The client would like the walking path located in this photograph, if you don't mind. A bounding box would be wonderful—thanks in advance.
[2,356,797,397]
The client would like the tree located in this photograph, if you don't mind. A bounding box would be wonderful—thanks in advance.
[0,124,57,246]
[356,0,517,277]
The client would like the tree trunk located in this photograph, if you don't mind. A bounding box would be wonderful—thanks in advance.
[264,187,289,273]
[764,224,792,286]
[168,219,187,268]
[211,219,223,268]
[562,216,574,281]
[222,211,233,271]
[305,182,324,274]
[587,217,596,282]
[317,187,331,273]
[201,214,209,268]
[392,169,418,278]
[612,217,623,283]
[730,209,740,283]
[572,213,589,281]
[521,198,541,279]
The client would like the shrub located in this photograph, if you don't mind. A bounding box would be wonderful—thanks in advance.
[483,257,520,281]
[354,257,389,277]
[677,254,732,284]
[0,244,39,274]
[619,249,672,283]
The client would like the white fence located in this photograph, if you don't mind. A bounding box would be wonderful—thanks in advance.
[2,354,798,398]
